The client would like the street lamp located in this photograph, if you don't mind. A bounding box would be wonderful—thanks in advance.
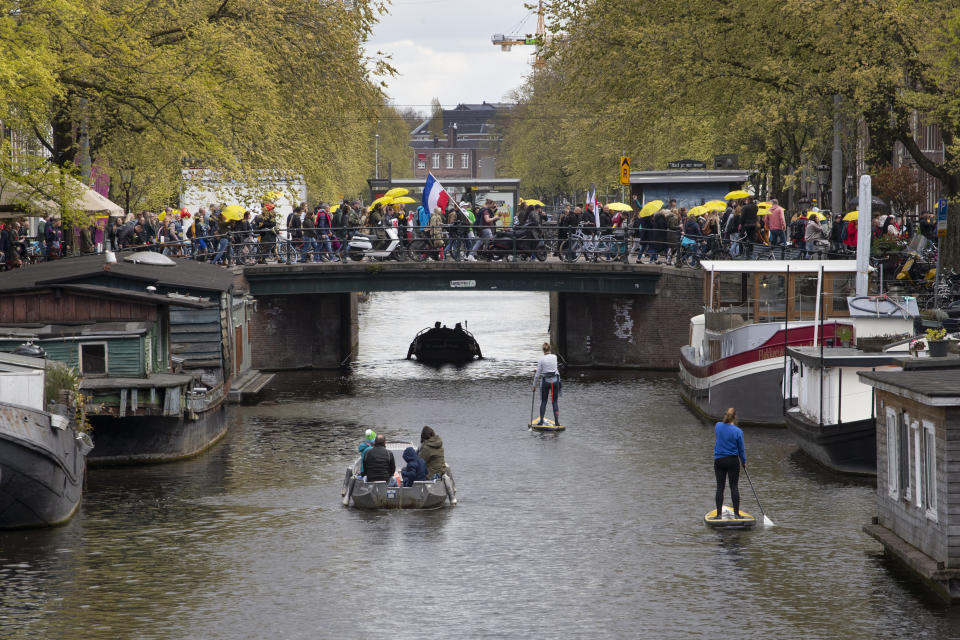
[119,167,134,215]
[816,164,830,210]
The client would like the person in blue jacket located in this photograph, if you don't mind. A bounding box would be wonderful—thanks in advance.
[416,206,431,233]
[357,429,376,476]
[713,407,746,519]
[400,446,427,487]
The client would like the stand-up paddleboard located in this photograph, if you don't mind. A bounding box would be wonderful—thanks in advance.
[704,506,756,529]
[529,418,566,432]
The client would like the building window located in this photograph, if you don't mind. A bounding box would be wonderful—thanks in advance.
[900,410,911,502]
[461,153,470,169]
[79,343,107,376]
[431,153,440,169]
[885,407,898,498]
[922,420,937,520]
[417,160,426,170]
[446,153,454,169]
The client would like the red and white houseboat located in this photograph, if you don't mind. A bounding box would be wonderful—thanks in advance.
[679,260,871,427]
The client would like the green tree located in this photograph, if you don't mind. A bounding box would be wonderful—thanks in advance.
[428,97,444,139]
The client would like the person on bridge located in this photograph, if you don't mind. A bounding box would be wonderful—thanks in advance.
[713,407,746,519]
[532,342,561,426]
[362,434,395,483]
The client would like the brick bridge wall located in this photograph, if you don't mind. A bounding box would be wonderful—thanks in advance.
[248,293,358,370]
[551,268,704,369]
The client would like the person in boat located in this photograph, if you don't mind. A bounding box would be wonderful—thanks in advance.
[401,447,427,487]
[532,342,561,426]
[418,426,446,479]
[713,407,746,519]
[362,434,396,483]
[357,429,376,475]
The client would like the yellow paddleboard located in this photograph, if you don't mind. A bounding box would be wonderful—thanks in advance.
[704,506,756,529]
[529,418,566,432]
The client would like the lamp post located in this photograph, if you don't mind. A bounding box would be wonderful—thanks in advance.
[119,167,134,215]
[375,120,380,180]
[816,163,830,211]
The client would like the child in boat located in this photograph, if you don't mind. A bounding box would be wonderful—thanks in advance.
[401,447,427,487]
[357,429,376,476]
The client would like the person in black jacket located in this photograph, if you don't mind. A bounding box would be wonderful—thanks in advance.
[362,435,396,482]
[739,197,759,258]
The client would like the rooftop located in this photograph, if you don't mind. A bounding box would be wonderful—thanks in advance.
[859,368,960,404]
[411,102,512,137]
[0,254,234,294]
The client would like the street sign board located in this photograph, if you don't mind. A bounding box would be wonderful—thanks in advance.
[619,156,630,185]
[937,197,948,237]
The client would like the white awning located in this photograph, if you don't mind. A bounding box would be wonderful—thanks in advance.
[0,178,123,216]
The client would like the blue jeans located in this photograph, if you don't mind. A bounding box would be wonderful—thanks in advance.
[319,234,335,261]
[769,229,786,246]
[470,228,493,256]
[210,237,229,264]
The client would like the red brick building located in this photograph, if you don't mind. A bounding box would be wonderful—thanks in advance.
[410,103,511,180]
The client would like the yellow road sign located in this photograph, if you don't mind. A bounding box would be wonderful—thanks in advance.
[619,156,631,185]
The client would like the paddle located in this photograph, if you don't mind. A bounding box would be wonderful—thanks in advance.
[743,466,775,527]
[529,386,536,426]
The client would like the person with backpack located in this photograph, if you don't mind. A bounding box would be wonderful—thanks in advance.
[468,199,500,261]
[830,213,845,253]
[790,212,807,252]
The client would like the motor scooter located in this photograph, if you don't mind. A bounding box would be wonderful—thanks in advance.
[346,223,403,261]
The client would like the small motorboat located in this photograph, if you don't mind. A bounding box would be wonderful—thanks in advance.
[407,321,482,364]
[704,506,756,529]
[529,418,566,432]
[341,441,456,509]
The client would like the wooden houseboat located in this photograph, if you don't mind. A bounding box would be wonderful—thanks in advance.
[0,253,256,464]
[859,369,960,603]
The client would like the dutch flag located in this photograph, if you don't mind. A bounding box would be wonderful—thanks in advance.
[422,172,451,216]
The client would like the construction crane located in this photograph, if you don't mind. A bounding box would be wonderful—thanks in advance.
[491,0,546,70]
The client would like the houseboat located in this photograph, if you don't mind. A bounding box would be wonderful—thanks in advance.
[679,260,869,427]
[860,368,960,603]
[783,296,920,475]
[0,351,93,528]
[0,253,257,464]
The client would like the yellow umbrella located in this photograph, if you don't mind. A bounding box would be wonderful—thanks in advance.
[264,190,284,201]
[725,190,750,200]
[638,200,663,218]
[370,195,394,208]
[220,204,245,221]
[384,187,409,198]
[703,201,727,213]
[806,210,826,221]
[687,205,704,217]
[158,211,166,222]
[607,202,633,212]
[330,203,340,213]
[392,196,417,205]
[521,198,545,207]
[843,210,859,221]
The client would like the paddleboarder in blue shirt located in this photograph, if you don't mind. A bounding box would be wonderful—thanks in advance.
[713,407,746,519]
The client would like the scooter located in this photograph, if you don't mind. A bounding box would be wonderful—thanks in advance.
[346,223,403,261]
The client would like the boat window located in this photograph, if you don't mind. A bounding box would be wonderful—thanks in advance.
[922,420,937,521]
[792,275,820,318]
[755,274,786,320]
[885,407,898,499]
[830,274,856,314]
[80,343,107,376]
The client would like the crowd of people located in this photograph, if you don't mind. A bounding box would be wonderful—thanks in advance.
[0,193,941,271]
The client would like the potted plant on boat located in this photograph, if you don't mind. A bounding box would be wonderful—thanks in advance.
[926,327,949,357]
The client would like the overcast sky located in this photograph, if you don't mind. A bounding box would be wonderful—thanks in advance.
[366,0,535,113]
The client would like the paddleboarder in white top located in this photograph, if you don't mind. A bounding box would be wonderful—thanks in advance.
[532,343,561,426]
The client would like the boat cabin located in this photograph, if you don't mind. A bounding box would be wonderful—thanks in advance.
[859,369,960,603]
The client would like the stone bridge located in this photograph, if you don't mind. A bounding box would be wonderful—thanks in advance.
[238,262,704,371]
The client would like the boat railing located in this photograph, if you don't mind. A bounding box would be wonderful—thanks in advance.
[185,381,227,413]
[412,324,476,340]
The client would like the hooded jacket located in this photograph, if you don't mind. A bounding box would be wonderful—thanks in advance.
[417,206,430,229]
[358,440,373,473]
[418,435,446,477]
[401,447,428,487]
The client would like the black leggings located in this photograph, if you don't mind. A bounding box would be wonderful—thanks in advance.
[714,456,741,515]
[539,376,559,421]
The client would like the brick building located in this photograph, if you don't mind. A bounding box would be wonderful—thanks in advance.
[410,103,511,180]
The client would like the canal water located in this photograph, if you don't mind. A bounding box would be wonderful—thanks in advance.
[2,291,958,639]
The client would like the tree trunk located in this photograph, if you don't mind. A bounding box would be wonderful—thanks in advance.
[51,104,77,166]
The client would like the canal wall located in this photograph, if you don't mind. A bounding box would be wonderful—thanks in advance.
[248,293,358,370]
[551,268,703,369]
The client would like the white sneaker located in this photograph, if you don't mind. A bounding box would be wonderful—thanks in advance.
[466,255,477,262]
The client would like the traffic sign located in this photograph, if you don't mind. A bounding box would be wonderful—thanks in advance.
[619,156,630,186]
[937,197,948,238]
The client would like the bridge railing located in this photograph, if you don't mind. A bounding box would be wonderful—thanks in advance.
[2,223,858,270]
